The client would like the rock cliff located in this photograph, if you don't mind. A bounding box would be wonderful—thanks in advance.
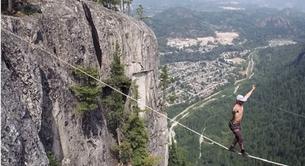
[1,0,168,165]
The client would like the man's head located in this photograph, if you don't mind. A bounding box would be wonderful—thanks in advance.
[236,95,247,105]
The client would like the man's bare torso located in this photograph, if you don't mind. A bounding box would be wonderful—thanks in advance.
[231,104,244,124]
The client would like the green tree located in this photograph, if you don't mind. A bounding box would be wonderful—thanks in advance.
[136,4,145,20]
[96,0,107,7]
[159,65,171,111]
[160,65,170,91]
[96,0,119,10]
[102,43,158,166]
[160,66,182,165]
[168,91,177,104]
[124,112,149,166]
[47,152,59,166]
[168,140,187,166]
[103,43,130,135]
[117,140,132,164]
[95,0,133,13]
[70,67,101,113]
[108,43,131,89]
[103,90,126,134]
[111,0,121,9]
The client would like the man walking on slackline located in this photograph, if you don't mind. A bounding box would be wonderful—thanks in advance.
[228,85,256,156]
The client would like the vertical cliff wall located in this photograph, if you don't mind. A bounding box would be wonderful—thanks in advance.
[1,0,168,165]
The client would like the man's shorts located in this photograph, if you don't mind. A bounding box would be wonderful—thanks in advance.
[229,121,241,131]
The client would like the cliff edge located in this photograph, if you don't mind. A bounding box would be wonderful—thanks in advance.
[1,0,168,165]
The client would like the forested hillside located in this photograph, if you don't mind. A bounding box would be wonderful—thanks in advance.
[133,0,305,14]
[174,44,305,165]
[136,2,305,166]
[147,8,305,64]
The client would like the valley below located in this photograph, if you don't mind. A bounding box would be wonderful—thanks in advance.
[148,6,305,166]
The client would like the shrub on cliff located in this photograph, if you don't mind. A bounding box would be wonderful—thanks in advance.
[103,43,158,166]
[70,66,101,113]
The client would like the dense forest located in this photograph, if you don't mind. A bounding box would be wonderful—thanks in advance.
[149,7,305,40]
[148,7,305,165]
[172,44,305,165]
[146,7,305,64]
[133,0,305,14]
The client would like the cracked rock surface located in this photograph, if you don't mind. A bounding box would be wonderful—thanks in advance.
[1,0,168,165]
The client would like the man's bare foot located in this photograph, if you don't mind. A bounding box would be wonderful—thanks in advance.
[241,149,249,157]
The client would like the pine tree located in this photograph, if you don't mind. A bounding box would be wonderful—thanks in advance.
[47,152,59,166]
[103,43,130,135]
[102,43,157,166]
[70,67,101,113]
[159,65,171,111]
[136,5,145,20]
[168,140,187,166]
[109,43,131,89]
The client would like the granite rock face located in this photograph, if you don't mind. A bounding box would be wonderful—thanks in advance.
[1,0,168,165]
[1,58,49,166]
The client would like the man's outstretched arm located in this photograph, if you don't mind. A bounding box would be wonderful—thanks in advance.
[244,85,256,101]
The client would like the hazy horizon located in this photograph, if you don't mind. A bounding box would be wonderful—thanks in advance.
[132,0,305,15]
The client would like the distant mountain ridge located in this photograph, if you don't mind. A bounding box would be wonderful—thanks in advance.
[152,7,305,34]
[133,0,305,13]
[148,7,305,51]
